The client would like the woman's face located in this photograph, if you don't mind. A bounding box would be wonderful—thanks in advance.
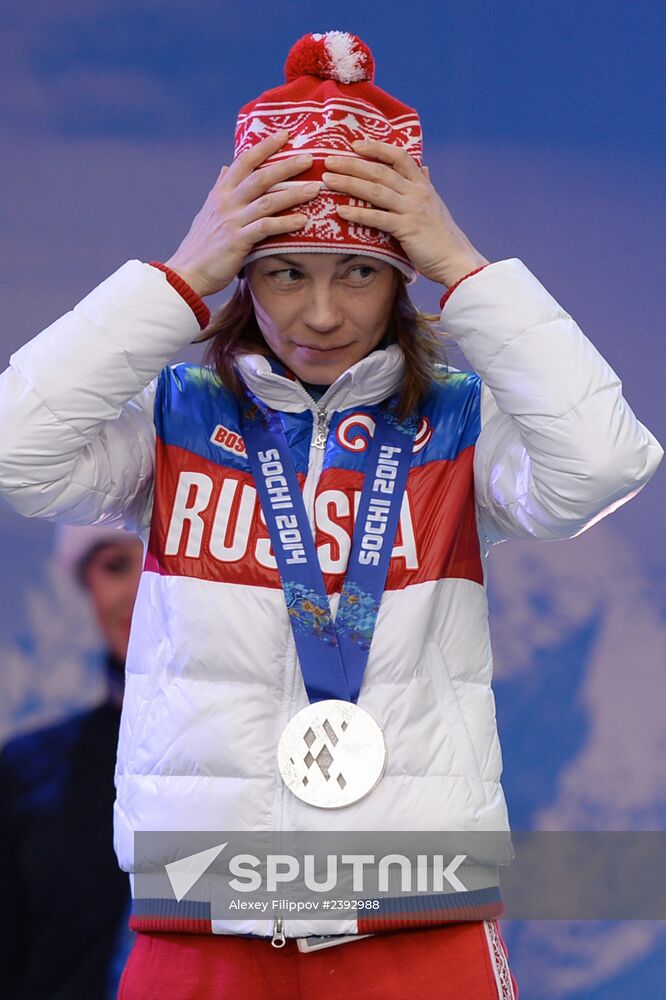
[246,252,398,384]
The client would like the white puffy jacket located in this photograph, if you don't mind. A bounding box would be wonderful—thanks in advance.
[0,258,661,939]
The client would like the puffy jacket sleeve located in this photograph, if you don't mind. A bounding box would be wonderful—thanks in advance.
[441,258,663,546]
[0,260,202,532]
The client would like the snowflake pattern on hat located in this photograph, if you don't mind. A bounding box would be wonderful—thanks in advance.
[236,101,421,158]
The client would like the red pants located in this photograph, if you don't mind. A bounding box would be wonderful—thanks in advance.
[118,921,518,999]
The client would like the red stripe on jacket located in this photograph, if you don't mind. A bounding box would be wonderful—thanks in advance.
[146,440,482,590]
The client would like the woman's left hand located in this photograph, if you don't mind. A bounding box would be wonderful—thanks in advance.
[323,139,489,287]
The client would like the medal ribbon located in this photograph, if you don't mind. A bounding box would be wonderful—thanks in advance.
[241,397,416,705]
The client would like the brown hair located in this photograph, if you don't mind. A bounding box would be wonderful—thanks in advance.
[194,273,447,420]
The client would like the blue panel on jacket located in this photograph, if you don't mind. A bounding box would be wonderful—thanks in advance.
[153,364,481,473]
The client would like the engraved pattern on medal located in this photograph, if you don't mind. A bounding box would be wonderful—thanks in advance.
[294,716,350,792]
[278,701,387,808]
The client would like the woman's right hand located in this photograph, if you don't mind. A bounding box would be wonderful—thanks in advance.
[164,131,320,298]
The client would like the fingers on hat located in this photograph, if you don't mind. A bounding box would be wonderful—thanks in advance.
[230,132,296,183]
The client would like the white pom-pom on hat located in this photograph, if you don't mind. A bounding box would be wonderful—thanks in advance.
[323,31,370,83]
[284,31,375,84]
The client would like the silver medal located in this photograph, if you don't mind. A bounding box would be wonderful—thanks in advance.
[278,700,387,809]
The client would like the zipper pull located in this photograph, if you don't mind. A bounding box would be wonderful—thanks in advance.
[271,917,286,948]
[313,409,328,450]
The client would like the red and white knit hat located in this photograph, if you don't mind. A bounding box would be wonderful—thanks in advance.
[235,31,423,281]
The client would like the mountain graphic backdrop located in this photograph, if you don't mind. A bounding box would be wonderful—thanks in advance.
[491,524,666,997]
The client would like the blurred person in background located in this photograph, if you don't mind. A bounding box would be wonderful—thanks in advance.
[0,525,143,999]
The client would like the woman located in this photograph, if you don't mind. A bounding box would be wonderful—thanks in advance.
[0,31,661,1000]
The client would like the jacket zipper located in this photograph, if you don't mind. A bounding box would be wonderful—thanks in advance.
[272,377,350,945]
[299,378,349,522]
[271,917,286,948]
[312,408,329,450]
